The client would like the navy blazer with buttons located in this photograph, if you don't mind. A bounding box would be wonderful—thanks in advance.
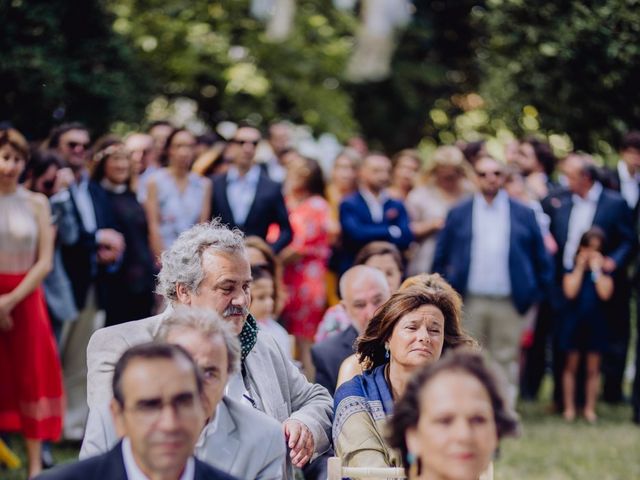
[339,191,413,271]
[311,325,359,396]
[210,170,292,253]
[37,440,239,480]
[60,180,118,310]
[432,195,554,314]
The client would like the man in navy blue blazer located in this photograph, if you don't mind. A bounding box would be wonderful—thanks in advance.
[338,153,413,273]
[544,153,636,407]
[433,156,553,404]
[38,342,238,480]
[210,124,292,253]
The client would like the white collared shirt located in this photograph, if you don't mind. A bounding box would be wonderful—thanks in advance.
[121,436,195,480]
[563,182,603,269]
[226,165,261,226]
[359,187,387,223]
[70,170,97,232]
[467,190,511,296]
[617,161,639,209]
[194,404,220,454]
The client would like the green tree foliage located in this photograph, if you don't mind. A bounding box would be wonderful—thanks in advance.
[0,0,150,139]
[475,0,640,152]
[109,0,358,138]
[349,1,481,152]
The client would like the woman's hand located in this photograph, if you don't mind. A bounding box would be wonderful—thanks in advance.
[589,251,604,272]
[0,294,17,330]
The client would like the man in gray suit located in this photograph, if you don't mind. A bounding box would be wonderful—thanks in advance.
[84,220,333,479]
[81,307,286,480]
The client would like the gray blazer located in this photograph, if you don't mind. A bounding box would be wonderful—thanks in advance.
[80,396,286,480]
[85,312,333,477]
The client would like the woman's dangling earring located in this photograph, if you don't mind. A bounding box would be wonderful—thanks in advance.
[406,452,419,479]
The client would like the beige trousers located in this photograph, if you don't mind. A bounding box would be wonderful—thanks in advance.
[464,295,531,407]
[59,288,104,440]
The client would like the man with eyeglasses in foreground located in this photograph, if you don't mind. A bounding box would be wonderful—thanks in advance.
[38,342,238,480]
[433,155,554,407]
[81,307,286,480]
[209,122,292,253]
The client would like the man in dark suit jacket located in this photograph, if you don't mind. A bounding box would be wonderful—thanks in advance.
[49,123,125,440]
[433,156,553,404]
[339,153,413,272]
[210,124,292,253]
[38,343,238,480]
[544,153,636,406]
[311,266,391,394]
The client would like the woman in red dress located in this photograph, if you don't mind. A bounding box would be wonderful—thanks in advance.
[280,154,332,379]
[0,128,63,478]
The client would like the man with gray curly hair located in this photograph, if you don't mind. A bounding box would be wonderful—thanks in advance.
[84,220,333,479]
[81,306,286,480]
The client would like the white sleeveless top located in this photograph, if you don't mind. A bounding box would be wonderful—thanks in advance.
[0,187,39,273]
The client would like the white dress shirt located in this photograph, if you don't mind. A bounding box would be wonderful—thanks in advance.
[467,190,511,297]
[122,436,195,480]
[617,161,639,210]
[563,182,603,270]
[70,170,97,233]
[359,188,402,238]
[226,165,261,226]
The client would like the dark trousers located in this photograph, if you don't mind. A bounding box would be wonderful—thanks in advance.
[601,280,631,404]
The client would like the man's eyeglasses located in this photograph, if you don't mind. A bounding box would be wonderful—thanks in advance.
[476,170,503,178]
[65,141,90,150]
[230,139,259,147]
[125,392,200,423]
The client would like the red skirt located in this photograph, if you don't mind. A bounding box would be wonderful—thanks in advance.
[0,273,64,440]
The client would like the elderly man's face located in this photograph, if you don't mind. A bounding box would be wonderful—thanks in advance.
[343,276,390,334]
[111,357,205,478]
[177,250,252,335]
[166,327,229,420]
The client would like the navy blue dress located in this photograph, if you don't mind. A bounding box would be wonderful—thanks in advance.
[559,269,608,353]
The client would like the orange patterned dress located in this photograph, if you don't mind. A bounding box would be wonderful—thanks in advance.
[281,195,331,340]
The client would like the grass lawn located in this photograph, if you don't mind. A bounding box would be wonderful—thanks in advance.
[2,397,639,479]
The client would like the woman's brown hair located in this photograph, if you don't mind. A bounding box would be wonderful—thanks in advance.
[0,128,30,162]
[245,236,286,315]
[356,283,475,370]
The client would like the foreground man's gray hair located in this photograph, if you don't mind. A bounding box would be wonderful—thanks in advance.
[158,305,241,376]
[156,219,246,302]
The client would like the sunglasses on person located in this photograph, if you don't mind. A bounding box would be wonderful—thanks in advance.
[65,141,90,150]
[230,138,259,147]
[476,170,503,178]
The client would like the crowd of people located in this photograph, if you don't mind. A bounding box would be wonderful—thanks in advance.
[1,118,639,479]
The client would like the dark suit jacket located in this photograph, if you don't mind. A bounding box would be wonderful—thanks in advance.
[37,440,239,480]
[542,186,637,318]
[339,191,413,270]
[433,195,554,314]
[600,165,640,217]
[210,170,292,253]
[311,325,359,395]
[60,180,118,310]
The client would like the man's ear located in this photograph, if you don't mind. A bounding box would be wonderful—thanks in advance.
[110,398,127,438]
[175,283,192,305]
